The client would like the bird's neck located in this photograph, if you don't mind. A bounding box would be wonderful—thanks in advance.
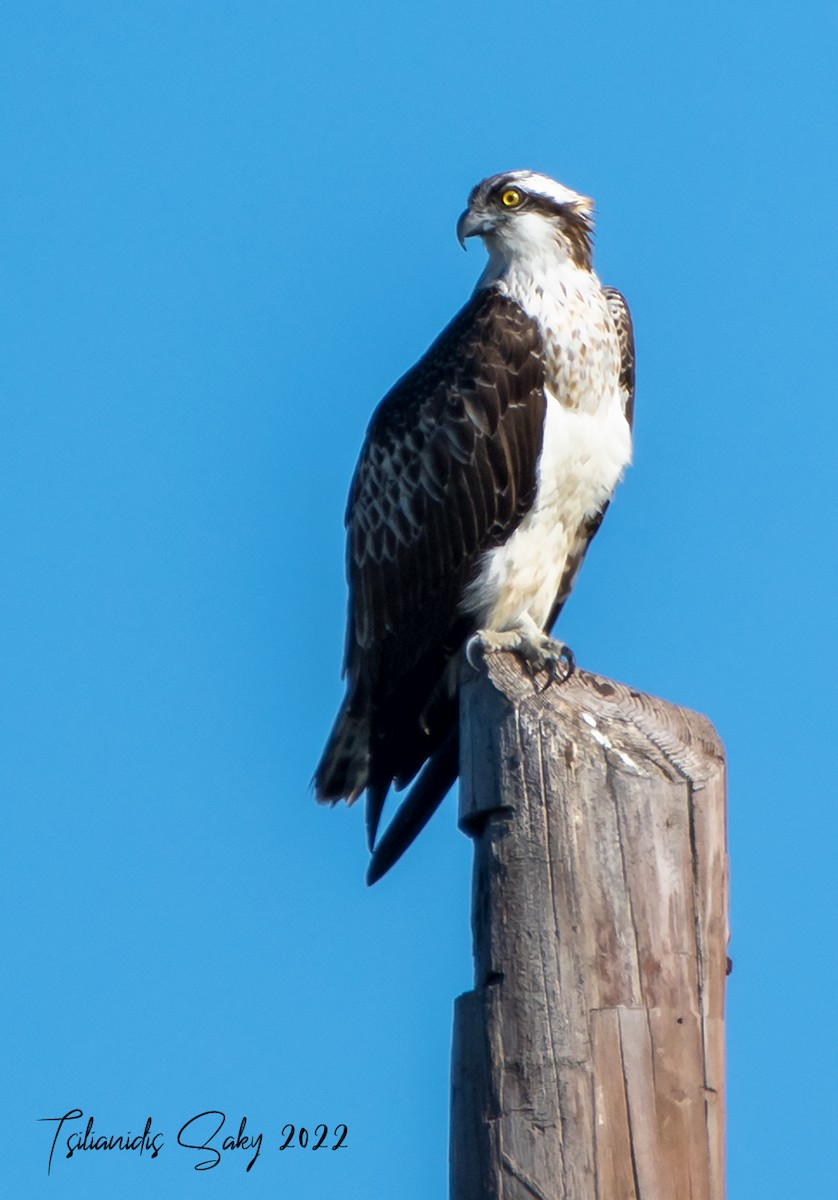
[476,246,614,417]
[476,244,599,315]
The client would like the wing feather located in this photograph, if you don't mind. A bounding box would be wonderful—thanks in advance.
[344,288,546,786]
[603,286,636,429]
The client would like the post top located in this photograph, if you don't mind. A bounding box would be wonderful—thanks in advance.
[459,650,725,829]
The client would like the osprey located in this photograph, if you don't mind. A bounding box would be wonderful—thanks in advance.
[314,170,634,883]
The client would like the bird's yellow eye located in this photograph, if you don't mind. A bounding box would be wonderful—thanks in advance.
[501,188,522,208]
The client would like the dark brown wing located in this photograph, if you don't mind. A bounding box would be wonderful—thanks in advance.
[346,287,546,792]
[603,286,636,429]
[545,286,635,633]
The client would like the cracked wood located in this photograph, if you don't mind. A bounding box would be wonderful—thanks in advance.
[450,652,727,1200]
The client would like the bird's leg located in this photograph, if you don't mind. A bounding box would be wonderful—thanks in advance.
[467,613,575,689]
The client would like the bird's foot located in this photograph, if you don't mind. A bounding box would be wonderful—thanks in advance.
[467,623,575,690]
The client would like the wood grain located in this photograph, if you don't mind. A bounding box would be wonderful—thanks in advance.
[451,650,727,1200]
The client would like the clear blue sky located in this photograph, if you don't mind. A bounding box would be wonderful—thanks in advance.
[2,2,836,1196]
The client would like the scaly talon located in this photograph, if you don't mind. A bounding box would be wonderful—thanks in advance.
[467,622,575,690]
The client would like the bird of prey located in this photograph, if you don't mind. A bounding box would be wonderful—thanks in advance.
[314,170,634,883]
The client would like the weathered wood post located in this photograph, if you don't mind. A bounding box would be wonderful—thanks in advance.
[450,651,728,1200]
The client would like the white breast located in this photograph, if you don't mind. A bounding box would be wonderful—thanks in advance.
[462,260,632,633]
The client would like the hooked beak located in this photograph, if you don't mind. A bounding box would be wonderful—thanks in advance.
[456,208,495,249]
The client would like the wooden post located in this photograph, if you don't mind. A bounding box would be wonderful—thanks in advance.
[450,651,728,1200]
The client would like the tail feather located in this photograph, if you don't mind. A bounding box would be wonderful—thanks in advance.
[365,727,459,885]
[365,780,389,851]
[314,702,371,804]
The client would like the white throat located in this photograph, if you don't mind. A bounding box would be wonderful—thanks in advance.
[474,215,579,294]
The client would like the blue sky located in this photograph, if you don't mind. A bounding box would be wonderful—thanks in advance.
[2,2,836,1196]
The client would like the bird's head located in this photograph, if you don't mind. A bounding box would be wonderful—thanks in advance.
[456,170,595,271]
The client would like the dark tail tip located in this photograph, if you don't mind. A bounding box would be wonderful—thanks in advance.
[365,781,389,851]
[313,704,370,804]
[366,729,459,885]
